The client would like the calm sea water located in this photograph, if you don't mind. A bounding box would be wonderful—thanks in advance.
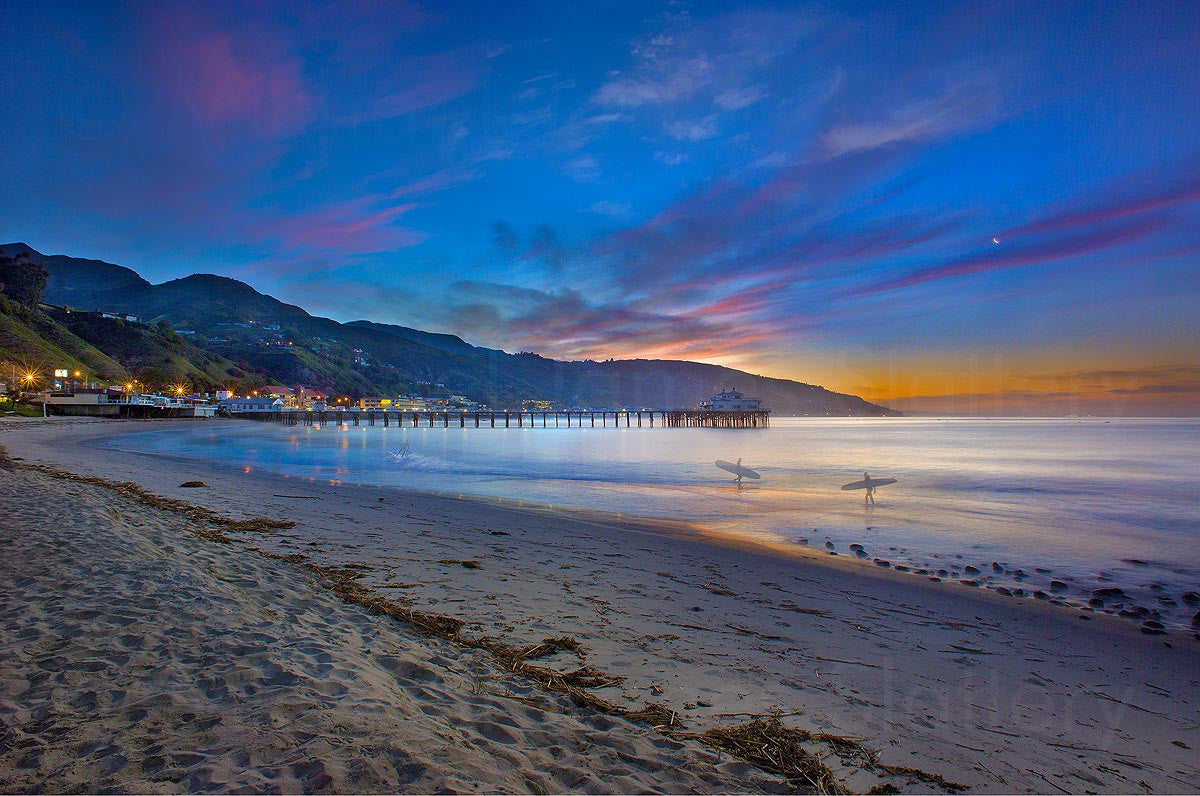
[108,417,1200,630]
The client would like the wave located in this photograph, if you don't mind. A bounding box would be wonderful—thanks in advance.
[386,449,463,473]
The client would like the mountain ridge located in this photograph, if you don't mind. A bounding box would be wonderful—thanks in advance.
[0,243,899,415]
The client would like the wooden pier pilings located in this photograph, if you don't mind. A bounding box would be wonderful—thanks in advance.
[231,409,770,429]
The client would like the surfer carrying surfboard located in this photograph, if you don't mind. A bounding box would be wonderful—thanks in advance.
[840,472,896,505]
[714,458,760,485]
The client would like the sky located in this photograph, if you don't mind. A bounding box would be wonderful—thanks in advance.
[2,0,1198,415]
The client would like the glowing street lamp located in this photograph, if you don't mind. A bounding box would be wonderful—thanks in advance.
[21,371,45,416]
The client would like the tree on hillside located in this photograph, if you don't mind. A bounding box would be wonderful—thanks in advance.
[0,254,49,308]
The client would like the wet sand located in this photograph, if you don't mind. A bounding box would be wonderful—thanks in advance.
[2,418,1198,793]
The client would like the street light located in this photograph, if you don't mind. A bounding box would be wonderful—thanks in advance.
[22,371,44,416]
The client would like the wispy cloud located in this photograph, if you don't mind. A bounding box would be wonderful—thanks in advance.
[249,197,425,258]
[562,154,601,182]
[665,115,719,141]
[1006,170,1200,237]
[857,161,1200,295]
[589,200,632,219]
[859,216,1168,294]
[593,8,815,118]
[822,84,999,158]
[437,281,772,361]
[357,53,480,122]
[715,85,766,111]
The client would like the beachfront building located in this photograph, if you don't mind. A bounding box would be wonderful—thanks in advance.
[262,385,296,403]
[358,395,430,411]
[393,395,428,411]
[219,397,285,412]
[296,387,326,408]
[698,388,764,411]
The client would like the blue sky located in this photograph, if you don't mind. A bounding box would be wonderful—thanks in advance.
[2,0,1198,413]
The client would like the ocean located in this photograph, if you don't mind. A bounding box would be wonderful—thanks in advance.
[107,417,1200,631]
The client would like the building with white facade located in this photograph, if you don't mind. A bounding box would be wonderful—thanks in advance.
[697,388,763,411]
[219,397,285,412]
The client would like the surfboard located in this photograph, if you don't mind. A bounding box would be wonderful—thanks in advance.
[715,460,761,479]
[841,477,897,491]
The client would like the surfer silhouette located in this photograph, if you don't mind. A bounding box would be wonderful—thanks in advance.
[840,472,895,503]
[714,458,760,486]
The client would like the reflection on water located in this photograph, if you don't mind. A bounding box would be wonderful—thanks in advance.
[110,417,1200,631]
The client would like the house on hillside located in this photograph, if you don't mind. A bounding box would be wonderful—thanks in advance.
[101,311,142,323]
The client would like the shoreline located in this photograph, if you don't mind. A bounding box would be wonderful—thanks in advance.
[3,418,1199,793]
[86,417,1199,637]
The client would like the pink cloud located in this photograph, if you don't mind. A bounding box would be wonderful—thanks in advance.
[1005,171,1200,237]
[356,53,479,122]
[859,216,1169,295]
[439,281,776,362]
[147,10,315,137]
[248,197,425,256]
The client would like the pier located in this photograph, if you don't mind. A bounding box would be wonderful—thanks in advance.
[225,409,770,429]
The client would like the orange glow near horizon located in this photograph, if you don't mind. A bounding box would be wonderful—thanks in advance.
[648,346,1200,417]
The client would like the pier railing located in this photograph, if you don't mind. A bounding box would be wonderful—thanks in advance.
[225,409,770,429]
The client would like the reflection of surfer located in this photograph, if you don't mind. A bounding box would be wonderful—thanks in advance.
[863,472,876,507]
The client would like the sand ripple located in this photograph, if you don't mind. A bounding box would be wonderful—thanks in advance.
[0,468,780,793]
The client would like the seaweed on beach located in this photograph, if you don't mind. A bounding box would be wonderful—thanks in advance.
[875,764,967,793]
[216,518,296,533]
[12,453,966,795]
[518,636,583,659]
[625,702,679,727]
[439,558,482,569]
[9,460,295,538]
[271,554,470,638]
[677,718,846,794]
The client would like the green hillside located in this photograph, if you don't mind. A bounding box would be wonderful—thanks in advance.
[0,295,128,382]
[51,309,249,391]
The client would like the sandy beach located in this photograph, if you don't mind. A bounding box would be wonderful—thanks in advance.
[2,418,1198,793]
